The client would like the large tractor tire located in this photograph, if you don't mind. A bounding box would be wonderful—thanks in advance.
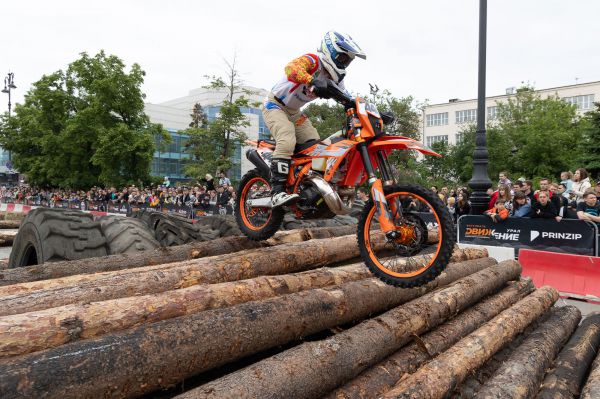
[8,208,107,268]
[153,214,220,247]
[97,215,160,254]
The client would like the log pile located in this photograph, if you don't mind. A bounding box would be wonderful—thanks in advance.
[0,228,598,399]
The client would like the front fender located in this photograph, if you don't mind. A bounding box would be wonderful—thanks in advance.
[368,135,441,157]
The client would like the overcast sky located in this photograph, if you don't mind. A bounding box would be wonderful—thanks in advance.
[1,0,599,110]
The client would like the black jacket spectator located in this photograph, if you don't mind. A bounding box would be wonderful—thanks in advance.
[531,201,558,219]
[216,190,231,207]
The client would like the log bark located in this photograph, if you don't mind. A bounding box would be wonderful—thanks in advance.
[580,337,600,399]
[178,260,521,399]
[0,262,373,358]
[474,306,581,399]
[381,285,559,399]
[0,241,487,317]
[451,308,549,398]
[325,278,535,399]
[537,313,600,399]
[0,257,496,399]
[0,230,17,246]
[0,225,355,286]
[0,220,21,229]
[0,235,370,315]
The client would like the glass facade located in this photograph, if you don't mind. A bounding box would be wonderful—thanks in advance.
[151,105,270,183]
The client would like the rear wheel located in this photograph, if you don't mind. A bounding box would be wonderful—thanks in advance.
[357,184,455,288]
[235,169,284,241]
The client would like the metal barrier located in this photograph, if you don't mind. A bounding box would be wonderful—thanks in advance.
[0,197,234,219]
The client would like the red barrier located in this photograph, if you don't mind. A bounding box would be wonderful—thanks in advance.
[519,249,600,300]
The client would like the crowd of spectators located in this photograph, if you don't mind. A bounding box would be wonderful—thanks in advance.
[2,168,599,224]
[434,168,600,225]
[0,172,238,214]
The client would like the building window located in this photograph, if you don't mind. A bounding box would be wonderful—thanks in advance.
[425,112,448,127]
[455,133,464,143]
[455,109,477,124]
[563,94,595,110]
[425,135,448,147]
[487,106,498,120]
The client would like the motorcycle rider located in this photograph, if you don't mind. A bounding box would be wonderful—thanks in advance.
[263,31,366,207]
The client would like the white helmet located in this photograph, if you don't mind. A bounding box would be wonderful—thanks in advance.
[318,31,366,83]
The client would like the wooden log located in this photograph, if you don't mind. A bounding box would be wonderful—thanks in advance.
[0,225,355,286]
[580,335,600,399]
[0,262,373,358]
[0,235,370,315]
[537,313,600,399]
[451,308,548,398]
[0,230,17,246]
[381,285,559,399]
[0,220,21,229]
[178,260,522,399]
[474,306,581,399]
[325,278,535,399]
[0,240,487,317]
[0,257,496,399]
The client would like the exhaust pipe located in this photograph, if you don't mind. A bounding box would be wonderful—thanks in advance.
[305,175,352,215]
[246,148,271,178]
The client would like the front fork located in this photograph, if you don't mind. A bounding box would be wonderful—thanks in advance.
[357,142,400,237]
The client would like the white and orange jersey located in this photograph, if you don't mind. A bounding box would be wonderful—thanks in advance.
[266,53,346,111]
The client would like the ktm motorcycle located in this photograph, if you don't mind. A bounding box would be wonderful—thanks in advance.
[235,81,455,287]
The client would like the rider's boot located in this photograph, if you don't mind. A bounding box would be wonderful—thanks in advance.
[270,158,299,208]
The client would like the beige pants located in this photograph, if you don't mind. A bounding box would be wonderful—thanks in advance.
[262,95,320,159]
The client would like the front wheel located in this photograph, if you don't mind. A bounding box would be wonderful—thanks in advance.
[357,184,455,288]
[235,169,284,241]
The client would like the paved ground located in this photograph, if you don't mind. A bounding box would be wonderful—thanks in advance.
[558,297,600,317]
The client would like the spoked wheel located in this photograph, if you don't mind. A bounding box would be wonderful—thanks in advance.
[357,184,455,288]
[235,169,284,241]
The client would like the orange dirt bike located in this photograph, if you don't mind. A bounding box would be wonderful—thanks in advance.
[235,81,455,287]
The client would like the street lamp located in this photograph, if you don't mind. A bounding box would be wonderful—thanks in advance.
[467,0,492,214]
[2,72,17,163]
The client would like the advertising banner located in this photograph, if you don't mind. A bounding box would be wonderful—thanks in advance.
[458,215,598,256]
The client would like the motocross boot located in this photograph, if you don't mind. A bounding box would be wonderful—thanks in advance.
[270,158,299,208]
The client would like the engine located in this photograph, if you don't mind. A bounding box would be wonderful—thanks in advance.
[295,180,336,219]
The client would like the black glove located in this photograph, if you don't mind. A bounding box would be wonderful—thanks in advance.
[311,79,331,99]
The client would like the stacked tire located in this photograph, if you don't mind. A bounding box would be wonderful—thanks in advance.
[131,211,240,247]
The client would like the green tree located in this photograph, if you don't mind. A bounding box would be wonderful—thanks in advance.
[304,102,346,139]
[0,51,167,188]
[184,57,251,179]
[495,87,582,179]
[578,102,600,178]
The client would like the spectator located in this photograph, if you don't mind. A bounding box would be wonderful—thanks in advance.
[440,187,449,203]
[510,191,531,217]
[455,192,471,219]
[498,171,512,188]
[118,188,129,204]
[522,180,535,204]
[512,180,524,194]
[550,182,570,220]
[560,171,574,196]
[485,199,509,223]
[577,191,600,225]
[488,184,511,211]
[572,168,592,203]
[205,174,216,191]
[531,191,558,220]
[447,196,456,221]
[218,172,231,187]
[557,183,570,199]
[534,178,562,211]
[216,185,231,214]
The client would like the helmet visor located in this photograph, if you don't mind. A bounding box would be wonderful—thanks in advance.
[335,53,353,68]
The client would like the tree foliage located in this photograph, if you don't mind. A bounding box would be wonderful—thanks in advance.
[578,102,600,179]
[0,51,167,188]
[184,56,251,179]
[420,87,586,187]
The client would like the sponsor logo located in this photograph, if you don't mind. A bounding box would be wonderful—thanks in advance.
[541,232,583,240]
[531,230,540,241]
[465,225,520,241]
